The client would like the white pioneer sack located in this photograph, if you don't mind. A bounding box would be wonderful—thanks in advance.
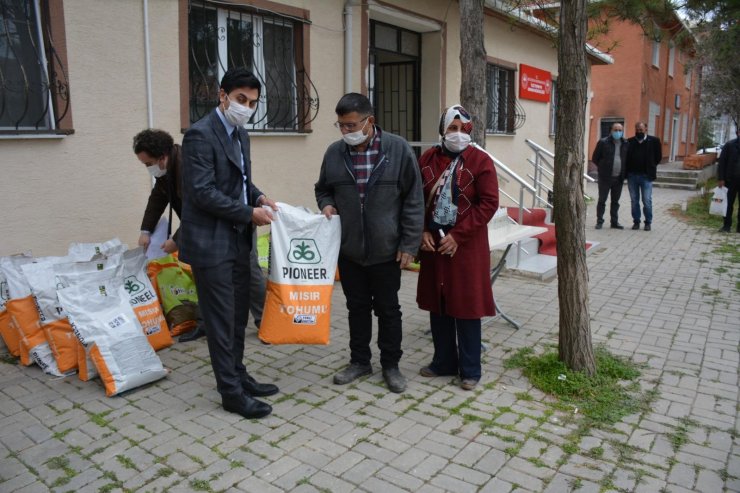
[57,279,168,396]
[259,202,340,345]
[67,238,124,261]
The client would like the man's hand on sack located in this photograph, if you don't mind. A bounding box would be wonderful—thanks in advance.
[252,196,278,226]
[397,251,414,269]
[161,239,178,254]
[322,205,338,219]
[138,232,151,248]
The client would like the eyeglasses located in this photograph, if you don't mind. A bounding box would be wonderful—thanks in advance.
[333,116,369,131]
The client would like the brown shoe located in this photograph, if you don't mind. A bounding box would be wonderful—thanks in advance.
[419,366,438,377]
[460,379,479,391]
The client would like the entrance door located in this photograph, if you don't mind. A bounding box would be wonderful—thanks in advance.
[369,21,420,145]
[671,115,680,161]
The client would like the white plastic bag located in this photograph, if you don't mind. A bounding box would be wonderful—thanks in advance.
[259,202,341,344]
[709,186,728,217]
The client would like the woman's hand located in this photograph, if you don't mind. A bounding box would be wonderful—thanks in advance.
[438,233,458,257]
[420,231,435,251]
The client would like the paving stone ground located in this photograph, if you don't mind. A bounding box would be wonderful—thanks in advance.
[1,184,738,493]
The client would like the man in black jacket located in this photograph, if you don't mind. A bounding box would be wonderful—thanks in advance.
[315,93,423,394]
[625,122,662,231]
[592,122,628,229]
[718,130,740,233]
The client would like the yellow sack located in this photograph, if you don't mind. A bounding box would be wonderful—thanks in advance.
[259,203,340,345]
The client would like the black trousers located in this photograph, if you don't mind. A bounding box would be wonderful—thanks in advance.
[724,178,740,231]
[596,176,624,224]
[191,231,252,397]
[338,256,403,369]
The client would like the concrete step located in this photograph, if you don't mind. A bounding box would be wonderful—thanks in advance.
[654,176,698,184]
[653,181,697,190]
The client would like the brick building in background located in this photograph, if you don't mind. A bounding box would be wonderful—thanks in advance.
[587,11,701,162]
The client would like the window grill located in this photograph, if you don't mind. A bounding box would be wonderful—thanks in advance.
[486,64,526,134]
[188,0,319,132]
[0,0,71,133]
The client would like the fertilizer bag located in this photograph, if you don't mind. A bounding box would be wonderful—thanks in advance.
[58,279,167,396]
[259,202,340,345]
[122,248,172,350]
[67,238,124,261]
[146,254,199,336]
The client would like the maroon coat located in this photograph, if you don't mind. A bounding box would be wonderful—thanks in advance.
[416,145,499,319]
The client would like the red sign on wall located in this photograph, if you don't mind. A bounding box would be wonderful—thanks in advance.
[519,64,552,102]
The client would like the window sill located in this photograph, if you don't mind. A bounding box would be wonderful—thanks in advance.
[0,131,71,140]
[485,132,516,137]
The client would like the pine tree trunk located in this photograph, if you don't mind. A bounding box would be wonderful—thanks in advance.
[554,0,596,375]
[459,0,487,148]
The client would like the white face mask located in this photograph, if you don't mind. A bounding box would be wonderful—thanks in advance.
[224,96,256,127]
[147,164,166,178]
[342,118,370,146]
[443,132,471,153]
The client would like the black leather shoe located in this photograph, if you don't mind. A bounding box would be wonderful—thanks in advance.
[631,223,640,230]
[179,325,206,342]
[595,222,603,230]
[333,362,372,385]
[610,223,624,229]
[644,223,651,231]
[382,367,407,393]
[222,393,272,419]
[242,374,279,397]
[719,226,730,233]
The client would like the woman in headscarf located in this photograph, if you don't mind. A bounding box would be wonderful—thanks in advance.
[416,105,499,390]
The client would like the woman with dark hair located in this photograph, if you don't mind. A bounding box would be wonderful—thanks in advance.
[416,105,499,390]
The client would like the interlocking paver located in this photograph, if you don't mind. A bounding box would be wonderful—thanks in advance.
[1,185,739,492]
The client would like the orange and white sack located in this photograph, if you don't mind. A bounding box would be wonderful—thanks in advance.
[0,256,45,368]
[22,258,79,373]
[57,279,168,396]
[0,254,31,357]
[259,202,340,345]
[122,248,172,351]
[67,238,125,261]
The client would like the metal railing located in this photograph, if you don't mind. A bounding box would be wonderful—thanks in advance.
[525,139,595,206]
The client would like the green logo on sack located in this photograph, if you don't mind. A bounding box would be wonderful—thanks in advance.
[288,239,321,264]
[123,276,145,294]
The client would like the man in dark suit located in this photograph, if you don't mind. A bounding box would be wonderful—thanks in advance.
[179,68,278,419]
[625,121,662,231]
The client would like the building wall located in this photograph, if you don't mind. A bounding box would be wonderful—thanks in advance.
[0,0,598,256]
[588,18,700,162]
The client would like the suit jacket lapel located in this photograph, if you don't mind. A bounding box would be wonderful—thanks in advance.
[209,110,242,171]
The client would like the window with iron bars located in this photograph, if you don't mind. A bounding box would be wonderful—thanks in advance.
[187,0,318,132]
[486,64,525,134]
[0,0,72,134]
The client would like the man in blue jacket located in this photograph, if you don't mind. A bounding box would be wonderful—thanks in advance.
[315,93,423,394]
[626,121,662,231]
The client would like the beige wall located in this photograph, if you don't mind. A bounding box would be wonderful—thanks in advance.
[0,0,595,257]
